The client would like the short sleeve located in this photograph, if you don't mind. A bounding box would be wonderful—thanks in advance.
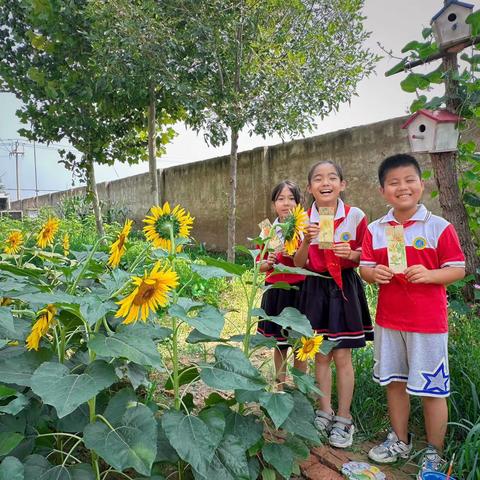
[360,226,377,267]
[353,215,368,251]
[437,224,465,268]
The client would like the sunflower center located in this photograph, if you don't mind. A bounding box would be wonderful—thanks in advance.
[117,234,126,250]
[302,340,315,354]
[154,214,181,239]
[133,281,157,305]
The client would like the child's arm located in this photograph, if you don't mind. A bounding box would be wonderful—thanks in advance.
[360,265,394,284]
[258,252,276,273]
[294,224,319,267]
[404,265,465,285]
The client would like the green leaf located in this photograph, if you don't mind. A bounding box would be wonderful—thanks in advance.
[205,392,236,407]
[0,385,17,399]
[259,392,294,429]
[0,263,43,281]
[422,170,432,180]
[385,58,407,77]
[284,434,310,460]
[401,40,425,53]
[0,456,24,480]
[162,410,216,473]
[199,407,226,449]
[84,402,157,476]
[467,10,480,37]
[194,435,250,480]
[271,264,324,277]
[228,334,277,348]
[165,365,199,390]
[201,257,247,276]
[280,391,320,443]
[410,95,427,113]
[79,295,117,326]
[169,304,225,338]
[0,349,53,387]
[0,432,24,456]
[114,362,149,390]
[261,468,276,480]
[262,443,294,479]
[31,360,117,418]
[224,411,263,450]
[400,73,431,93]
[422,27,432,39]
[464,192,480,207]
[23,454,95,480]
[252,307,313,337]
[186,329,224,344]
[191,264,236,279]
[290,367,322,396]
[0,393,29,415]
[425,68,443,84]
[88,330,162,368]
[177,297,204,312]
[0,308,15,336]
[156,420,179,463]
[200,345,267,391]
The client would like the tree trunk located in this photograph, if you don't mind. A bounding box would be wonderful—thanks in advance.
[85,157,105,238]
[227,127,239,263]
[148,84,159,205]
[429,51,479,296]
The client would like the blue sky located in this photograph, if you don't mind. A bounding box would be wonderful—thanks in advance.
[0,0,460,201]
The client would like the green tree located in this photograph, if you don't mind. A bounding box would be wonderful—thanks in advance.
[0,0,155,235]
[86,0,181,205]
[171,0,377,261]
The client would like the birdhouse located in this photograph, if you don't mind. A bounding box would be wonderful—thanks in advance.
[431,0,474,49]
[401,109,461,153]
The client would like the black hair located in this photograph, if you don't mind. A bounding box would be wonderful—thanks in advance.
[271,180,301,204]
[378,154,422,187]
[307,160,344,184]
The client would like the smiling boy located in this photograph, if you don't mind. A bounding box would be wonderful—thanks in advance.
[359,154,465,477]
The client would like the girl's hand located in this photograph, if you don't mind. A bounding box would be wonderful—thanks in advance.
[305,224,319,244]
[404,264,433,284]
[265,252,277,267]
[372,264,394,284]
[332,242,351,259]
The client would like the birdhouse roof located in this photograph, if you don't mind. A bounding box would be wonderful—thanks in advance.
[401,109,462,129]
[431,0,474,22]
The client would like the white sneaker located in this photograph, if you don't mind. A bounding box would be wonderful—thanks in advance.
[314,410,334,436]
[368,431,413,464]
[329,415,354,449]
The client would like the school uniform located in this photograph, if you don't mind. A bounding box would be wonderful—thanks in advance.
[298,199,373,349]
[257,219,305,348]
[360,204,465,397]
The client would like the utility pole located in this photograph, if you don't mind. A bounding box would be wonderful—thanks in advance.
[33,140,39,208]
[9,140,24,202]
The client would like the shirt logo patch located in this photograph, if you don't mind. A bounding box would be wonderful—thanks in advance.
[340,232,351,242]
[413,236,427,250]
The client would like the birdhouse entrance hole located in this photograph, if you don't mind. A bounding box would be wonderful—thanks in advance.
[448,13,457,21]
[419,124,426,132]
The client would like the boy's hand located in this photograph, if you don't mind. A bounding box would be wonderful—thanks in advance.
[372,265,394,284]
[333,242,351,259]
[305,224,320,244]
[405,264,433,284]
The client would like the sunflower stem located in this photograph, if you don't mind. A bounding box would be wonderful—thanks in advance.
[59,323,66,363]
[128,242,151,272]
[171,316,181,410]
[168,224,176,257]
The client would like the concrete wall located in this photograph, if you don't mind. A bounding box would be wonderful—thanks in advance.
[13,115,442,250]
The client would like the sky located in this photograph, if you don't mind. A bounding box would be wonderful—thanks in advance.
[0,0,473,201]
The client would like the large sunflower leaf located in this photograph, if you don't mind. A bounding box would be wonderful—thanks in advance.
[162,410,216,473]
[169,305,224,338]
[23,454,95,480]
[79,295,117,326]
[0,349,53,387]
[224,411,263,450]
[252,307,313,337]
[190,264,236,279]
[199,345,267,391]
[259,392,294,429]
[200,257,247,276]
[84,402,157,477]
[0,393,29,415]
[0,432,24,456]
[279,391,320,443]
[262,443,295,479]
[0,308,15,336]
[88,330,162,368]
[0,456,24,480]
[31,360,117,418]
[193,434,250,480]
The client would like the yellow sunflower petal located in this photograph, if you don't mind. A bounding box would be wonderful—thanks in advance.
[26,304,57,351]
[107,219,133,268]
[295,335,323,362]
[4,230,24,255]
[37,218,60,249]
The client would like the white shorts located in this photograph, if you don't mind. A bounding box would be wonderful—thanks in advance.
[373,324,450,398]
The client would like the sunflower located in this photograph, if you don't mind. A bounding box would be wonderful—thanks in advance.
[26,304,57,351]
[3,230,23,254]
[143,202,194,252]
[283,204,308,255]
[295,335,323,362]
[107,219,133,268]
[63,233,70,257]
[115,261,178,325]
[37,217,60,249]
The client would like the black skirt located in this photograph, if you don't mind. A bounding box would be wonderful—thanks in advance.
[297,269,373,349]
[257,281,303,347]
